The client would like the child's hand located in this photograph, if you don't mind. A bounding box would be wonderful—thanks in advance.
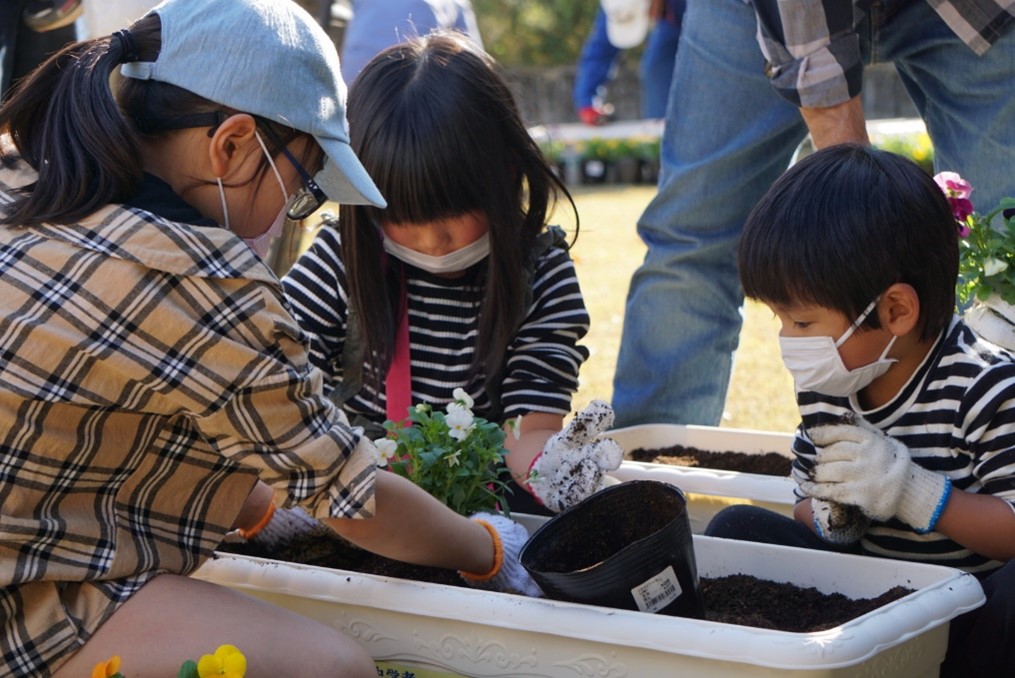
[811,498,870,544]
[801,417,951,533]
[528,400,624,513]
[460,513,543,597]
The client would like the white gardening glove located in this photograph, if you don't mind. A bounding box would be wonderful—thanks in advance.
[244,430,377,550]
[800,417,952,533]
[810,498,870,545]
[460,512,543,597]
[528,400,624,513]
[241,505,332,549]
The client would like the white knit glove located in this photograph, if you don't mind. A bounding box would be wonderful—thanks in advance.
[528,400,624,513]
[460,513,543,597]
[242,505,330,549]
[810,498,870,545]
[800,417,952,533]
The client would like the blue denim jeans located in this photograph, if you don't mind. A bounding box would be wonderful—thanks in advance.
[612,0,1015,427]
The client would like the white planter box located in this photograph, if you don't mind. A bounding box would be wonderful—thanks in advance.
[606,424,798,532]
[193,533,983,678]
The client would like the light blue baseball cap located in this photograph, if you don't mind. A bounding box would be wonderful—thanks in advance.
[121,0,385,208]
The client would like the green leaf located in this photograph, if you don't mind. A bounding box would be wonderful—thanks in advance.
[177,660,199,678]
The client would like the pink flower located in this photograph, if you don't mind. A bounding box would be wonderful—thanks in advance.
[933,172,974,236]
[934,171,972,199]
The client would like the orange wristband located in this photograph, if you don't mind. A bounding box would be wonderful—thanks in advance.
[237,502,275,540]
[459,519,503,582]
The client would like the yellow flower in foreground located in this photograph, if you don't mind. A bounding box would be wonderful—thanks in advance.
[91,656,122,678]
[197,645,247,678]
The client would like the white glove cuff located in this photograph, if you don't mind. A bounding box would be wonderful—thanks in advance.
[461,513,543,597]
[897,467,952,534]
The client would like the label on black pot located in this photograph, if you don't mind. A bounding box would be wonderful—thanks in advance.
[631,565,682,613]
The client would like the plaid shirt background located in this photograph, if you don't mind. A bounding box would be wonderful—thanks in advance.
[0,158,375,675]
[753,0,1015,107]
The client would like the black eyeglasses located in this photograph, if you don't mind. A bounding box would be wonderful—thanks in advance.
[256,123,329,221]
[138,111,329,221]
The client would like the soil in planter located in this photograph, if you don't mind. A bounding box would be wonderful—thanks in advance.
[629,443,793,477]
[701,574,913,632]
[219,532,912,632]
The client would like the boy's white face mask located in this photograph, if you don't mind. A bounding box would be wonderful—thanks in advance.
[779,297,898,397]
[382,233,491,275]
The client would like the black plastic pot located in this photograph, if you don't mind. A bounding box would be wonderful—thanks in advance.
[520,480,705,618]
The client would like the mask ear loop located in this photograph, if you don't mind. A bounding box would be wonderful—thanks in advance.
[254,130,290,206]
[835,296,881,348]
[216,177,230,231]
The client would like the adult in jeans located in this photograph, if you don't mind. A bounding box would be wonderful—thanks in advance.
[612,0,1015,428]
[573,0,685,124]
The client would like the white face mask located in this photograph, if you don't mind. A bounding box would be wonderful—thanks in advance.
[217,131,290,259]
[382,232,490,275]
[779,297,898,397]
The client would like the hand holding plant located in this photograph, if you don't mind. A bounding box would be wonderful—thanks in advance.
[374,388,514,516]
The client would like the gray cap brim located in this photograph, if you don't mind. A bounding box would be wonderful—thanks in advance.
[317,136,386,208]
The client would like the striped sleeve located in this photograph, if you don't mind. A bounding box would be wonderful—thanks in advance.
[500,246,591,417]
[280,224,350,394]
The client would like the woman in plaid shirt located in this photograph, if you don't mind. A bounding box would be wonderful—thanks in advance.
[0,1,540,675]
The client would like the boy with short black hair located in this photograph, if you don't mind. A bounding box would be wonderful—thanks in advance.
[706,143,1014,676]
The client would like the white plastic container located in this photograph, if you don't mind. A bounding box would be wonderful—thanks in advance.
[193,534,983,678]
[607,423,797,532]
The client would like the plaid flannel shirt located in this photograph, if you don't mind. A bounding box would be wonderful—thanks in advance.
[0,157,374,676]
[753,0,1015,107]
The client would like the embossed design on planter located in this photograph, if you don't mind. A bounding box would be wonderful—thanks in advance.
[415,632,539,675]
[337,616,396,645]
[552,653,627,677]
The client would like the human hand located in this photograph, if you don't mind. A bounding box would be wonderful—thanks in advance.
[460,513,543,597]
[578,105,610,126]
[810,498,870,545]
[528,400,624,513]
[801,417,951,533]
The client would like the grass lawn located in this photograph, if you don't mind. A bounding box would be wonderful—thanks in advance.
[560,184,800,434]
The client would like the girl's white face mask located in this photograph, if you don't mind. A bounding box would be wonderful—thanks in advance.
[779,297,898,397]
[382,232,490,275]
[217,131,290,259]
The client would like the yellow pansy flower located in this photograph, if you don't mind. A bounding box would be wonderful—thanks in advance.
[197,645,247,678]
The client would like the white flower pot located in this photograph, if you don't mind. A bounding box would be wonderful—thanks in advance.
[964,295,1015,350]
[193,532,983,677]
[605,424,797,533]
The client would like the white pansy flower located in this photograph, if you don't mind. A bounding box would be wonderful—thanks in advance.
[451,387,474,410]
[415,403,431,413]
[446,405,475,441]
[983,258,1009,277]
[373,438,398,467]
[446,450,461,467]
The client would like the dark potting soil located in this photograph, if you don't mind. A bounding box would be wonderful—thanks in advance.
[220,531,913,633]
[629,443,793,477]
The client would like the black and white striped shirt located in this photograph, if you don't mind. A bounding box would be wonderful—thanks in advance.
[281,225,590,424]
[792,317,1015,574]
